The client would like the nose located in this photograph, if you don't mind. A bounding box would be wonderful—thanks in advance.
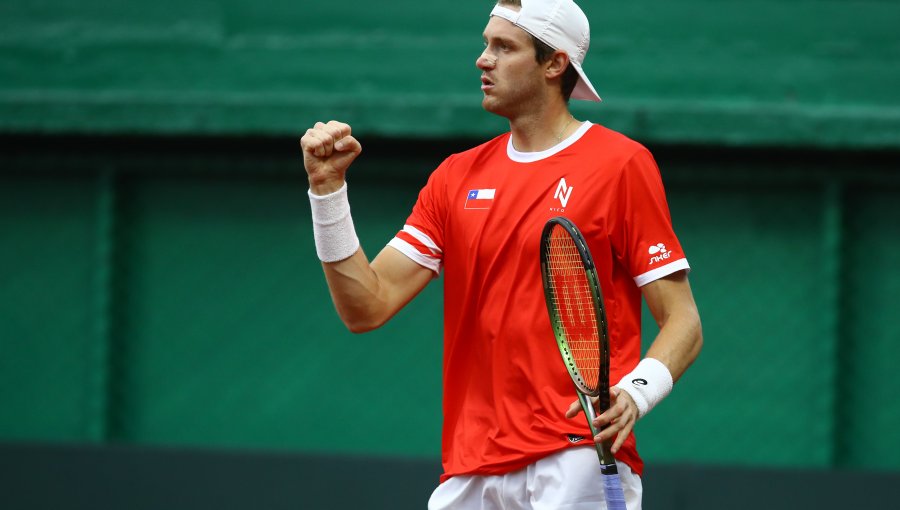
[476,51,497,70]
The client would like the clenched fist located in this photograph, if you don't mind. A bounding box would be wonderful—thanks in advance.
[300,120,362,195]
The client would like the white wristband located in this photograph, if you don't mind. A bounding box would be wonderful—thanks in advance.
[615,358,674,420]
[308,182,360,263]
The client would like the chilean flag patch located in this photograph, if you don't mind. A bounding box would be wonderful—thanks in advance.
[465,189,495,210]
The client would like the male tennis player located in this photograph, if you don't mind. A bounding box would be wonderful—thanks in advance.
[300,1,702,508]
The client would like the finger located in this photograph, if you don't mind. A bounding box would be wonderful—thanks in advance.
[301,127,325,154]
[322,120,353,151]
[592,391,621,428]
[309,127,335,158]
[300,129,327,158]
[325,120,352,140]
[592,387,627,427]
[610,386,623,401]
[565,399,582,419]
[592,405,619,429]
[333,135,362,154]
[594,426,630,451]
[595,392,637,452]
[608,409,636,454]
[592,394,629,434]
[594,425,617,445]
[300,123,323,151]
[610,423,633,454]
[593,409,629,443]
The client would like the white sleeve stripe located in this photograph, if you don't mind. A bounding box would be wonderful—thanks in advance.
[387,237,442,274]
[634,258,691,287]
[402,225,442,254]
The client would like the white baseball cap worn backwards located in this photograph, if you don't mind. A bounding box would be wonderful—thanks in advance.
[490,0,601,102]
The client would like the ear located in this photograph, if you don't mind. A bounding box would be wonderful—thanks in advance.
[545,50,570,80]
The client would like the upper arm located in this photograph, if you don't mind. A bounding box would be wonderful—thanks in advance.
[321,243,435,333]
[371,244,437,311]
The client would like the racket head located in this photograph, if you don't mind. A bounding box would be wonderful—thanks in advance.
[539,217,611,403]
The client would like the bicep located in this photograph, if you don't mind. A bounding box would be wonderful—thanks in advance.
[370,244,436,315]
[321,244,434,333]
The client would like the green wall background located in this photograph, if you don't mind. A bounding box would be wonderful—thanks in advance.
[1,0,899,147]
[2,0,900,484]
[2,140,899,472]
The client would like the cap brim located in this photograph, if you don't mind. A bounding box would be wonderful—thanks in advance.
[570,62,601,102]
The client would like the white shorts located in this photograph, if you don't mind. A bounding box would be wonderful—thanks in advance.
[427,447,643,510]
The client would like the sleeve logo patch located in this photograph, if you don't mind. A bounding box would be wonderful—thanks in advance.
[648,243,671,265]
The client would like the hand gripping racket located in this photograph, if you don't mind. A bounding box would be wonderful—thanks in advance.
[539,217,627,510]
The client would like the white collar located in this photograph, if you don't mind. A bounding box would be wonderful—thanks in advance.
[506,121,593,163]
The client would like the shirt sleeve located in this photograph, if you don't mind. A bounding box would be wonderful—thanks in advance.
[610,148,690,287]
[386,158,449,275]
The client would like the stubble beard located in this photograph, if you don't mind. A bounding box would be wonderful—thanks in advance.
[481,76,542,120]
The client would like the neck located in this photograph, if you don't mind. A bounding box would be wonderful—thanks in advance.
[507,101,577,153]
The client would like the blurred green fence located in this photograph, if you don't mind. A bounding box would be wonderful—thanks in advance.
[1,138,898,472]
[1,0,899,148]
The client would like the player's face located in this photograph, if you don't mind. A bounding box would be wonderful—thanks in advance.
[476,16,546,118]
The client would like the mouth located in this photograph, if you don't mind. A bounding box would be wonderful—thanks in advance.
[481,75,494,92]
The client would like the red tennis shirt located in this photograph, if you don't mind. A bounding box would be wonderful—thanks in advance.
[387,122,690,482]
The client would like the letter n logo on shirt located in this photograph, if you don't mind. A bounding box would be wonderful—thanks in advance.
[554,178,573,208]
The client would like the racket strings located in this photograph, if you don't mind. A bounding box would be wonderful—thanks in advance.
[545,226,601,392]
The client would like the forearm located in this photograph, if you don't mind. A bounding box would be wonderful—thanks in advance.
[639,272,703,381]
[614,272,702,419]
[614,309,701,420]
[644,304,703,383]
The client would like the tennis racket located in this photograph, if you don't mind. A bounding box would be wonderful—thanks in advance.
[539,216,627,510]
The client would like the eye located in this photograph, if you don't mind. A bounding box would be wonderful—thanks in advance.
[498,39,516,52]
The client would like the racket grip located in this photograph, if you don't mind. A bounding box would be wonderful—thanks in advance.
[601,465,627,510]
